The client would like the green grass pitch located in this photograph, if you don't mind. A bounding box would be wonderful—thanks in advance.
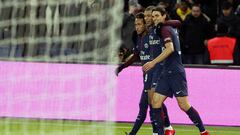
[0,118,239,135]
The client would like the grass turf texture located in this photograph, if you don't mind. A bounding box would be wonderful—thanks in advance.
[0,118,239,135]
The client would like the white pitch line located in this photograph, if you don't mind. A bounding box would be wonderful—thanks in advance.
[0,120,240,134]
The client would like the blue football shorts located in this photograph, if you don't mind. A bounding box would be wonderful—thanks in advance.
[155,72,188,98]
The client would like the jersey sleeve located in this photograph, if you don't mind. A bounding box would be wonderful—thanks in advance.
[161,26,172,45]
[164,20,181,28]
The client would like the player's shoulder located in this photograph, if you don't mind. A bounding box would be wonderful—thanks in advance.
[160,26,173,39]
[161,25,172,32]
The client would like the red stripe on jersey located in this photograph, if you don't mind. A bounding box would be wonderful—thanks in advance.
[164,37,172,43]
[164,39,172,44]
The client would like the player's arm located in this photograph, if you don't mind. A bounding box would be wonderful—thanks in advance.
[143,26,174,72]
[115,53,140,76]
[115,31,140,76]
[155,20,181,39]
[163,20,181,28]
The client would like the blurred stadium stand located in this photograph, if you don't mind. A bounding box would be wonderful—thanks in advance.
[0,0,239,66]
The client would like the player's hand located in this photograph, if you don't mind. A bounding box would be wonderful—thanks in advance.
[143,61,155,72]
[115,65,124,76]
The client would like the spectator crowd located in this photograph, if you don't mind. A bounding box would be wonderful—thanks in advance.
[0,0,239,65]
[121,0,240,65]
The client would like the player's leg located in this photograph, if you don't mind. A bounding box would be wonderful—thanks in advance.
[145,72,160,135]
[150,76,171,135]
[171,72,210,135]
[128,89,149,135]
[127,73,153,135]
[176,96,210,135]
[150,70,175,135]
[148,71,162,135]
[149,89,175,135]
[148,88,158,134]
[161,103,175,135]
[148,88,155,105]
[151,92,167,135]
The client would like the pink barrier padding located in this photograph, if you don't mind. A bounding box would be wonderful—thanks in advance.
[0,61,116,121]
[0,61,240,126]
[117,66,240,126]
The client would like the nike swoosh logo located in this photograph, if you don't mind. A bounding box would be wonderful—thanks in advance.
[176,91,181,94]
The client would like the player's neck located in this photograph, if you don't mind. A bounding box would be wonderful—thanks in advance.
[140,31,147,37]
[147,25,153,31]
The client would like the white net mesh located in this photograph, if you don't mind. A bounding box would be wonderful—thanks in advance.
[0,0,122,63]
[0,0,122,134]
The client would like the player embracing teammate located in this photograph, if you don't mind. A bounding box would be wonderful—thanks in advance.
[142,7,210,135]
[116,6,179,135]
[116,5,210,135]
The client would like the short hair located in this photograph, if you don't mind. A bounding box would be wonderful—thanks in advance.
[135,12,146,24]
[222,1,232,10]
[145,6,155,12]
[152,7,167,16]
[191,3,201,9]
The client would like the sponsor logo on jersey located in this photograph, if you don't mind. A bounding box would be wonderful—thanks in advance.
[144,43,149,48]
[140,51,150,60]
[149,35,154,40]
[149,39,160,45]
[140,55,150,60]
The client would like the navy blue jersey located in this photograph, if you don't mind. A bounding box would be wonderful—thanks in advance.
[148,27,165,70]
[133,34,151,65]
[148,27,164,60]
[161,26,185,74]
[132,31,162,90]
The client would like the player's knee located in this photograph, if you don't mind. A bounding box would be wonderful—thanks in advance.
[178,104,186,111]
[151,97,162,108]
[178,102,190,112]
[177,97,191,112]
[147,89,154,104]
